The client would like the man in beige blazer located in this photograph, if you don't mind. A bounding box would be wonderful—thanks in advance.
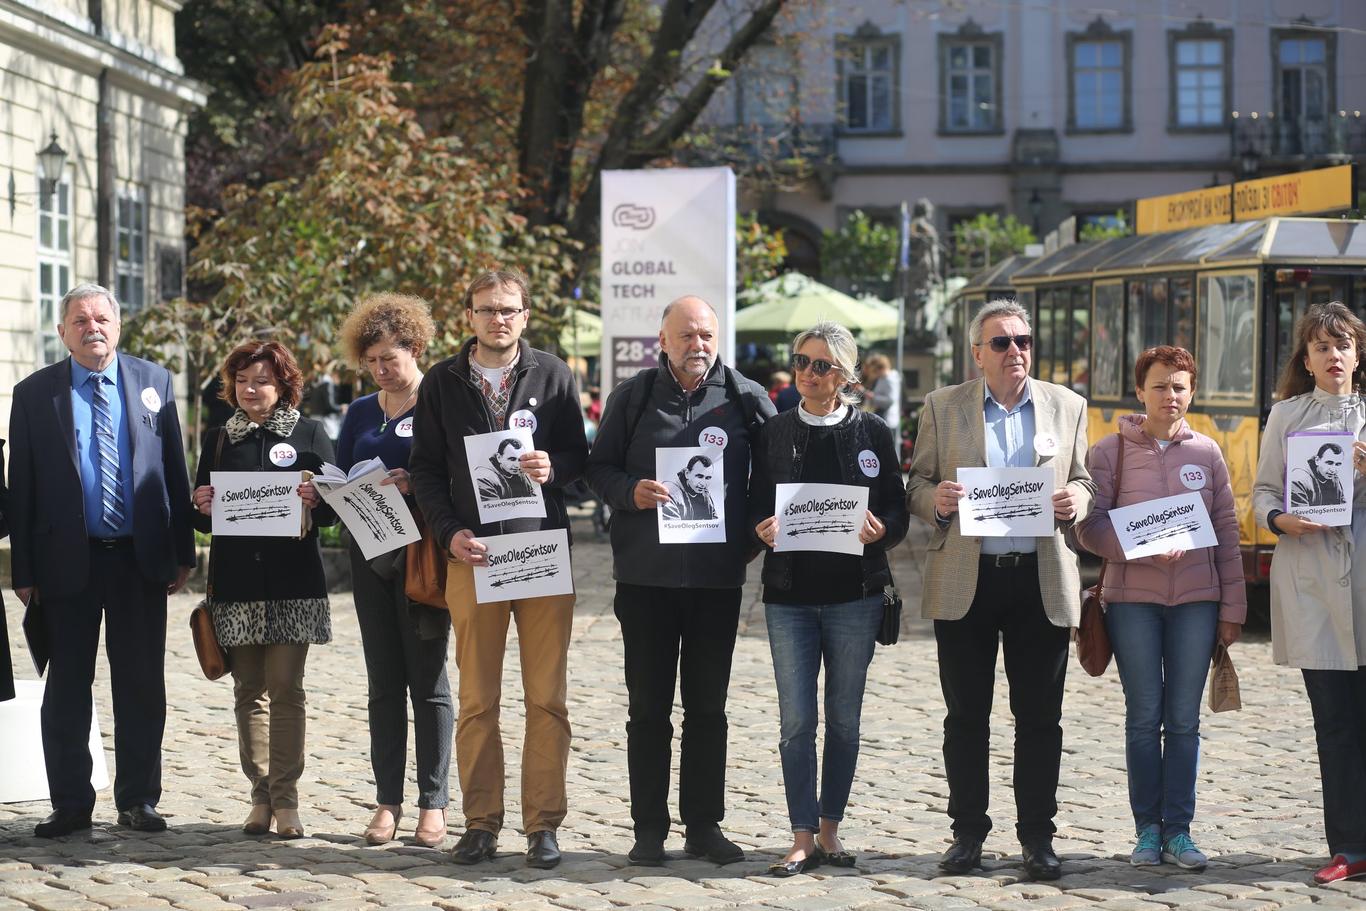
[907,299,1094,881]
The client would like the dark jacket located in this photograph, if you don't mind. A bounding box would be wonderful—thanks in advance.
[0,440,10,702]
[193,413,338,602]
[585,358,776,589]
[8,355,194,598]
[409,338,588,553]
[748,406,909,594]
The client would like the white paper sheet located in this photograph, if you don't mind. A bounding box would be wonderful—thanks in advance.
[210,470,305,537]
[1285,430,1354,527]
[1108,492,1218,560]
[473,529,574,604]
[656,447,726,543]
[956,467,1054,538]
[773,482,869,555]
[315,466,421,560]
[464,428,546,524]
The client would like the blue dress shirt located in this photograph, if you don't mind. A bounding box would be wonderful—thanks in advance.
[980,382,1037,555]
[71,356,135,538]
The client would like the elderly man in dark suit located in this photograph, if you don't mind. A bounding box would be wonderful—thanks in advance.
[9,282,195,838]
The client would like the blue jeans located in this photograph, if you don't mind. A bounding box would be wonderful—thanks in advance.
[766,595,882,833]
[1105,600,1218,839]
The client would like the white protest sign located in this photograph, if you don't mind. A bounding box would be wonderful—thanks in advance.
[956,467,1054,537]
[657,447,726,543]
[600,167,736,394]
[773,482,868,556]
[211,470,304,537]
[313,463,421,560]
[1109,492,1218,560]
[473,529,574,604]
[464,428,546,524]
[1285,431,1354,527]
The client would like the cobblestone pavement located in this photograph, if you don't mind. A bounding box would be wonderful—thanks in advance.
[2,515,1362,910]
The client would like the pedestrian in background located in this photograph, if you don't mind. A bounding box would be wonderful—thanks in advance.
[1252,302,1366,886]
[749,321,907,876]
[336,293,452,848]
[862,353,901,435]
[191,340,337,840]
[1076,345,1244,872]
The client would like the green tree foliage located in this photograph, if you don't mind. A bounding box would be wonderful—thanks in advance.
[736,213,788,296]
[122,28,575,416]
[1078,210,1132,242]
[819,211,897,300]
[950,213,1036,274]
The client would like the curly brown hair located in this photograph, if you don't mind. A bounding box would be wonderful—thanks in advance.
[1276,301,1366,400]
[219,340,305,410]
[338,292,437,366]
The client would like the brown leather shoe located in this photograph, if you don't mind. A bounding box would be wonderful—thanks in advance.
[363,805,401,845]
[242,805,272,836]
[274,808,306,839]
[412,809,447,848]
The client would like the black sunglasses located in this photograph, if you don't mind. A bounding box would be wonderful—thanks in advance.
[980,334,1033,353]
[791,353,835,376]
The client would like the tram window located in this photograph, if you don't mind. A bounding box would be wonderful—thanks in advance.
[1037,289,1056,380]
[1070,286,1090,396]
[1198,273,1256,400]
[1355,279,1366,318]
[1125,279,1169,391]
[1171,278,1194,350]
[1092,282,1124,397]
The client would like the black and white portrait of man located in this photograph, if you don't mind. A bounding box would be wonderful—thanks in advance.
[662,454,718,521]
[1290,441,1347,507]
[473,436,536,503]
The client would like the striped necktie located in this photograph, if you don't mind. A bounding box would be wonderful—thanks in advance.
[90,374,126,532]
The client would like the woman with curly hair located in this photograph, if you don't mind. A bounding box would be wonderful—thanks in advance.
[191,340,338,839]
[335,293,454,848]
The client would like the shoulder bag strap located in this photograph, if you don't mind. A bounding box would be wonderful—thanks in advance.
[1095,431,1126,594]
[206,428,227,599]
[623,368,658,445]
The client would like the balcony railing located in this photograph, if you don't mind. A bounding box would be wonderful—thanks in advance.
[1231,110,1366,164]
[681,121,838,171]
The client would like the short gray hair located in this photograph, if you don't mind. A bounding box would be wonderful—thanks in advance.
[791,320,862,407]
[969,298,1028,345]
[60,282,121,323]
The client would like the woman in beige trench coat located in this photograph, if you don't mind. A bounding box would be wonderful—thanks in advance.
[1253,301,1366,886]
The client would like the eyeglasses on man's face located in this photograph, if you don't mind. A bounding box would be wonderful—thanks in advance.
[471,307,527,321]
[978,334,1033,353]
[791,353,835,376]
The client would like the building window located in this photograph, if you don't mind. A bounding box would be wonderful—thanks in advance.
[1067,19,1131,133]
[938,21,1002,134]
[1172,36,1227,127]
[36,176,73,367]
[1272,28,1336,156]
[837,24,899,134]
[116,190,147,311]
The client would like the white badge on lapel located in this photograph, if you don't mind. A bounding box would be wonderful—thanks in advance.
[141,387,162,412]
[699,426,728,452]
[857,449,880,478]
[1033,432,1059,457]
[508,409,537,434]
[269,443,298,467]
[1179,464,1207,490]
[395,416,414,438]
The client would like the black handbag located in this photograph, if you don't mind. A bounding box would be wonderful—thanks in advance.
[876,569,902,646]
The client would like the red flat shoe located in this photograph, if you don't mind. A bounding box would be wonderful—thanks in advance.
[1313,855,1366,885]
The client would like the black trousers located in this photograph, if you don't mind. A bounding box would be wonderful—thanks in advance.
[614,583,741,838]
[41,541,167,812]
[1302,667,1366,856]
[933,558,1070,841]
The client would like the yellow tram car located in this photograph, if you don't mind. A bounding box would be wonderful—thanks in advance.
[953,216,1366,606]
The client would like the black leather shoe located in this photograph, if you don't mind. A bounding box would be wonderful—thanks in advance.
[767,850,823,878]
[526,830,561,869]
[938,835,984,874]
[1021,839,1062,881]
[628,835,666,866]
[117,804,167,832]
[34,809,93,838]
[449,828,497,865]
[682,825,744,865]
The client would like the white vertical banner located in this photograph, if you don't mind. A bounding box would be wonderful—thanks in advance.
[600,167,736,395]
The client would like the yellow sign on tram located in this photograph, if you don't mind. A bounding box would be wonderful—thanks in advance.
[1232,164,1355,220]
[1136,185,1233,234]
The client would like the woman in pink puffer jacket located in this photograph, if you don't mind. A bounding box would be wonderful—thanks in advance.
[1076,345,1245,873]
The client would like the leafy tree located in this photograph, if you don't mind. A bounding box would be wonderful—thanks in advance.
[820,210,897,300]
[950,213,1035,274]
[1078,209,1132,242]
[737,213,788,297]
[123,28,575,438]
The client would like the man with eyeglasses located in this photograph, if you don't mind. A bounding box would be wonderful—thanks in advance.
[906,299,1095,881]
[585,295,775,866]
[410,269,588,869]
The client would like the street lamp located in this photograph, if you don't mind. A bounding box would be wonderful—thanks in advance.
[8,131,69,221]
[1028,189,1042,238]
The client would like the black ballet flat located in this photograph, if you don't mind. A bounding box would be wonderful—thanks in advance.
[820,848,857,868]
[767,852,823,877]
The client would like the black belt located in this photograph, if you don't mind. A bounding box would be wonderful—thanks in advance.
[89,536,134,550]
[980,552,1036,569]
